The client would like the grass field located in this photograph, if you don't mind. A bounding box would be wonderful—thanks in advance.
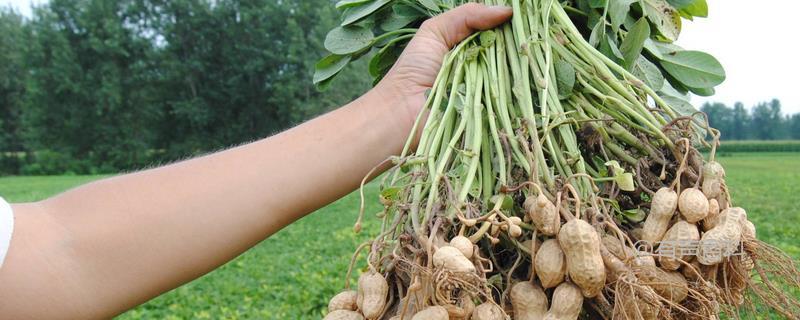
[0,153,798,319]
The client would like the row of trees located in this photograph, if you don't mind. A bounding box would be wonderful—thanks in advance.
[0,0,370,175]
[701,99,800,141]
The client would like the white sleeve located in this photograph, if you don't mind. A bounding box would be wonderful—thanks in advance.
[0,196,14,269]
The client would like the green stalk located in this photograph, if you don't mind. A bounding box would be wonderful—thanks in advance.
[408,57,466,234]
[559,30,659,125]
[422,58,478,230]
[481,123,494,204]
[539,0,591,194]
[482,61,508,186]
[527,0,569,183]
[574,73,669,143]
[371,28,418,46]
[437,105,456,167]
[487,32,528,172]
[392,52,454,183]
[509,0,553,186]
[605,141,639,166]
[457,60,484,202]
[423,107,468,230]
[550,6,677,148]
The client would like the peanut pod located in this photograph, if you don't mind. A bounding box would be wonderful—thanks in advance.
[558,219,605,298]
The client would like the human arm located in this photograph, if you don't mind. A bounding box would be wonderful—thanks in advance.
[0,4,511,319]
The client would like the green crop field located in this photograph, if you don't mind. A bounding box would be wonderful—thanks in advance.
[0,152,798,319]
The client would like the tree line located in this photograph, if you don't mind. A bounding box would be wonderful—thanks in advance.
[701,99,800,141]
[0,0,371,175]
[1,0,799,175]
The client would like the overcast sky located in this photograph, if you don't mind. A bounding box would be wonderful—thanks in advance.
[2,0,799,113]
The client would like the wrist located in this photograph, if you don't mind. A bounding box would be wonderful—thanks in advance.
[364,82,424,137]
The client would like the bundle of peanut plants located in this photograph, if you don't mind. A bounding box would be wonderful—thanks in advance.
[315,0,800,319]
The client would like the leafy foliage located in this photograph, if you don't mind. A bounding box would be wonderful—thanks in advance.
[0,0,372,175]
[314,0,726,129]
[22,0,161,172]
[0,10,28,173]
[702,99,799,141]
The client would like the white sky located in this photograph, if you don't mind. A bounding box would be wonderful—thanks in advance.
[679,0,800,114]
[0,0,36,17]
[2,0,799,114]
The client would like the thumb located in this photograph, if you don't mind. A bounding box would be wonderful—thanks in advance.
[418,3,513,49]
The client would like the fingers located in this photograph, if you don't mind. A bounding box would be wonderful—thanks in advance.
[419,3,513,49]
[378,4,512,98]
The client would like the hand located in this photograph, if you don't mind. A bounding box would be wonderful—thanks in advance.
[375,3,513,125]
[0,6,512,319]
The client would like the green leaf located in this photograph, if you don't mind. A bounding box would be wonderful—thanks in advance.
[680,0,708,17]
[418,0,440,12]
[619,18,650,70]
[394,3,427,17]
[609,37,624,59]
[350,46,373,60]
[623,208,647,222]
[644,39,686,75]
[659,79,690,101]
[604,161,635,191]
[588,21,604,47]
[644,39,684,60]
[666,0,694,9]
[598,34,623,63]
[658,83,707,140]
[655,41,683,56]
[369,42,404,78]
[608,199,622,213]
[665,73,690,94]
[609,0,637,31]
[661,94,694,116]
[589,0,608,9]
[314,54,351,87]
[643,39,664,60]
[368,51,384,78]
[490,195,514,211]
[380,4,425,31]
[658,82,695,116]
[605,160,624,174]
[379,12,419,31]
[688,86,715,96]
[643,0,681,42]
[592,156,609,176]
[632,56,665,90]
[660,50,725,88]
[335,0,373,9]
[585,4,603,29]
[616,173,636,191]
[576,0,593,13]
[341,0,393,26]
[677,9,694,20]
[555,59,576,99]
[316,77,336,91]
[325,26,375,55]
